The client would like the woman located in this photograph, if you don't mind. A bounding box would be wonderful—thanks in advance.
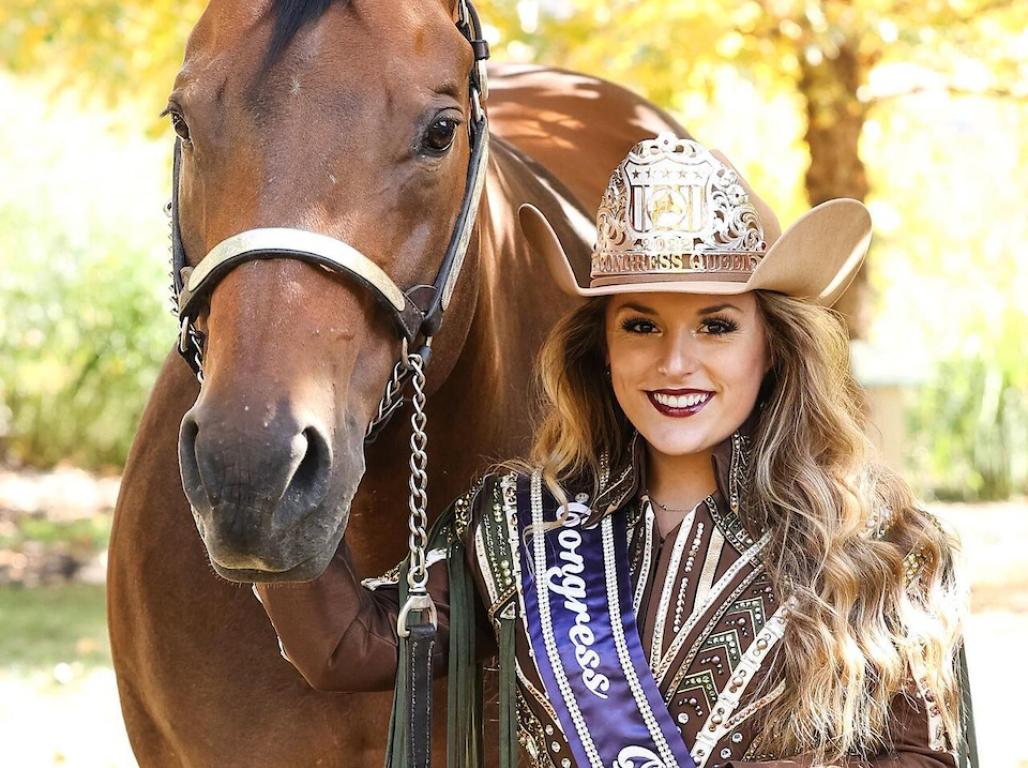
[254,134,974,767]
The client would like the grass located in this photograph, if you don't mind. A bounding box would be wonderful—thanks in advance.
[0,583,110,671]
[0,512,113,551]
[0,582,136,766]
[0,503,1024,767]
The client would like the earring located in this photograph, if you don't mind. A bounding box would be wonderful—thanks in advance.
[757,369,775,411]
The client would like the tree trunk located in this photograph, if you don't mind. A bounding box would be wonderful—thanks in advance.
[799,41,872,339]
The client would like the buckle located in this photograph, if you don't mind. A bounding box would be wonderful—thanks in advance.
[397,592,438,637]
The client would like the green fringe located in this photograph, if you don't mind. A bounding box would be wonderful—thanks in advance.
[385,505,487,768]
[447,535,482,768]
[957,641,979,768]
[498,612,519,768]
[384,492,520,768]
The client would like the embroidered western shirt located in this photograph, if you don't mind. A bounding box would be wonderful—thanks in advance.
[253,410,967,767]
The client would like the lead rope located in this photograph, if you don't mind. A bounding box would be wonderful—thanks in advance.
[399,346,434,621]
[395,344,438,768]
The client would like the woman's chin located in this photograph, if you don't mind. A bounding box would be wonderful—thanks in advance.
[640,428,711,457]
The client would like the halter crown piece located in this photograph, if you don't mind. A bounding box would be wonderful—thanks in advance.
[591,133,766,285]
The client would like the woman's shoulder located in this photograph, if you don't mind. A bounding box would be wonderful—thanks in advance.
[458,461,549,500]
[867,487,961,596]
[449,461,601,542]
[447,465,525,541]
[450,462,582,539]
[455,465,530,504]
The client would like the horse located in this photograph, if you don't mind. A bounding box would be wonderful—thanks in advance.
[106,0,686,764]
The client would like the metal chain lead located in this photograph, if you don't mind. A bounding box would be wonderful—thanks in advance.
[405,352,430,590]
[397,349,437,637]
[164,201,178,317]
[365,357,411,441]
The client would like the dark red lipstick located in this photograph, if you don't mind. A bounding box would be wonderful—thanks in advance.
[646,388,714,418]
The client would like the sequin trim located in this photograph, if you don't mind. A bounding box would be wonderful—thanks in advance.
[690,601,793,767]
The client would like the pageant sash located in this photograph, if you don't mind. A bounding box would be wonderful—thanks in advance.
[514,472,696,768]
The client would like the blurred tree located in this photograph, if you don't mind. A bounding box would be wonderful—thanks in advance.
[863,88,1028,501]
[498,0,1026,336]
[0,1,200,125]
[0,76,173,470]
[1,0,1023,335]
[2,1,1024,490]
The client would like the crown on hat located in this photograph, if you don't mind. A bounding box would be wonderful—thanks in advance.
[591,133,766,283]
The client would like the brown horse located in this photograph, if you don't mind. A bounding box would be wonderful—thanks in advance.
[107,0,686,764]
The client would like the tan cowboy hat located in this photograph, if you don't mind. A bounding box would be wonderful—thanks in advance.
[518,133,871,307]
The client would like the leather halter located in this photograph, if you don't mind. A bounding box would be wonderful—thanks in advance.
[169,0,491,405]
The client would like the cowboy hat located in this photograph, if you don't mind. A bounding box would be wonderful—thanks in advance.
[518,133,871,307]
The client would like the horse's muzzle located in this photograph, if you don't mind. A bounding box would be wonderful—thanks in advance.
[177,402,353,580]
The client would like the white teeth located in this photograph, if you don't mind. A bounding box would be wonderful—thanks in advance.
[652,391,712,408]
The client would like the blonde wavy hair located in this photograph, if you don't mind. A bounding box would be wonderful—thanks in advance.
[526,292,967,765]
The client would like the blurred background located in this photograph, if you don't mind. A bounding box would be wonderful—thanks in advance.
[0,0,1024,765]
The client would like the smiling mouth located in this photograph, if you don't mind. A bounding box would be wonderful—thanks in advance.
[646,389,714,417]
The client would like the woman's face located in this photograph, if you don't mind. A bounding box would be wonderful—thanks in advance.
[605,291,771,457]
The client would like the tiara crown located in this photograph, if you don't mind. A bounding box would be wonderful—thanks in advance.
[591,133,766,283]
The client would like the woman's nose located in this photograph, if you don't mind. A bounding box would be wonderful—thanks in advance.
[656,329,700,377]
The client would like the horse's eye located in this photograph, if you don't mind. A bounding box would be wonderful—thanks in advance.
[169,111,191,144]
[422,117,460,153]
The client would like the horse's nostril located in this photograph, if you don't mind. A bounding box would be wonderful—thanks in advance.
[178,413,207,506]
[276,425,332,530]
[294,427,323,492]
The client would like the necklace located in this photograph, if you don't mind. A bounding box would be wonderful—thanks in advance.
[644,491,695,516]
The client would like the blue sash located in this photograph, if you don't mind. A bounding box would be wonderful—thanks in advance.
[514,473,697,768]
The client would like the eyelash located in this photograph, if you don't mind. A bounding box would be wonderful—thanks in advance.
[620,314,739,335]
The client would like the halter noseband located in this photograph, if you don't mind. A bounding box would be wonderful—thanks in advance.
[168,0,490,442]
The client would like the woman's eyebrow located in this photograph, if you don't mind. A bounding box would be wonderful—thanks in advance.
[617,301,742,315]
[698,303,741,314]
[618,302,657,315]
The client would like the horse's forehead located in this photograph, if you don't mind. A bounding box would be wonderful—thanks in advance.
[183,0,271,60]
[182,0,461,72]
[178,0,468,103]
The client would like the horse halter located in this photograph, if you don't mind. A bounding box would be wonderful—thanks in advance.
[167,0,491,446]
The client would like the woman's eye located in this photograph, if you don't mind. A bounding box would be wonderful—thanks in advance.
[422,116,460,153]
[169,111,191,144]
[621,318,658,334]
[701,317,739,335]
